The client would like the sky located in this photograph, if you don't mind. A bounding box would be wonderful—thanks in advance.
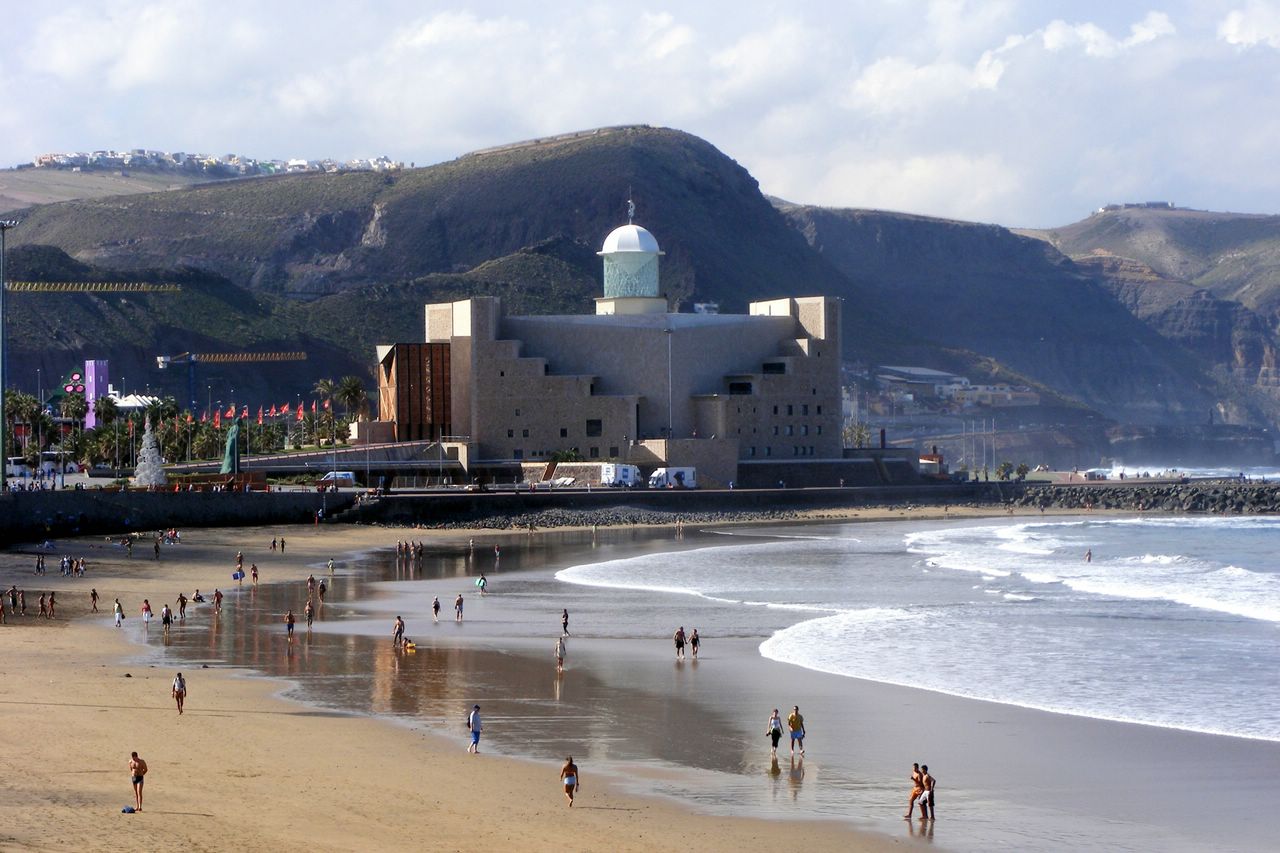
[3,0,1279,227]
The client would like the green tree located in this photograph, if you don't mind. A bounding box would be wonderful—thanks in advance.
[996,460,1014,481]
[336,375,368,419]
[93,395,118,426]
[1015,462,1030,481]
[61,391,88,429]
[7,391,40,451]
[842,420,872,449]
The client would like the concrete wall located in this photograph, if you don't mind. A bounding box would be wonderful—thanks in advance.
[0,490,351,545]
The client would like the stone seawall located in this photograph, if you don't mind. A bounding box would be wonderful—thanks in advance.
[1012,482,1280,514]
[339,483,1003,529]
[0,491,353,545]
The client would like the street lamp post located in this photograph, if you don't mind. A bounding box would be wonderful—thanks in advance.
[664,327,673,458]
[0,219,21,490]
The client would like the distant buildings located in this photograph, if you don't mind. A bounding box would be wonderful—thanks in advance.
[26,148,403,177]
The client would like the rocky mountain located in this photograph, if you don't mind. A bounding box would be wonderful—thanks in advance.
[1025,207,1280,325]
[1,125,1272,431]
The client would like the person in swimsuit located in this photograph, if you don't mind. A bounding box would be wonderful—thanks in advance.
[920,765,936,820]
[285,609,295,640]
[90,588,99,612]
[39,593,47,619]
[560,756,580,806]
[674,626,686,660]
[176,593,187,620]
[128,752,147,811]
[432,596,441,622]
[555,637,566,673]
[304,599,315,628]
[690,628,700,658]
[317,581,326,602]
[47,592,56,619]
[787,706,806,755]
[160,604,172,635]
[767,708,784,757]
[271,537,277,552]
[213,589,223,614]
[905,762,924,819]
[114,598,124,627]
[171,672,186,714]
[455,594,464,622]
[141,599,152,628]
[251,564,258,586]
[393,615,405,647]
[562,609,570,636]
[279,537,286,554]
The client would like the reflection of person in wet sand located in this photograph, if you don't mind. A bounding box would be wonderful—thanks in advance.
[788,755,804,799]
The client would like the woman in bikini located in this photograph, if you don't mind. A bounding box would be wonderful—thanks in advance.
[560,756,580,807]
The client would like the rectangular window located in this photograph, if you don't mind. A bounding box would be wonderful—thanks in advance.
[585,419,602,437]
[802,404,809,415]
[763,362,786,375]
[786,425,794,436]
[816,405,822,415]
[772,426,779,436]
[801,425,809,436]
[729,381,752,395]
[514,449,523,459]
[609,446,619,457]
[560,428,568,438]
[749,446,756,457]
[787,404,794,416]
[772,405,778,415]
[766,447,772,457]
[507,429,514,438]
[589,447,599,458]
[816,425,822,435]
[522,428,529,438]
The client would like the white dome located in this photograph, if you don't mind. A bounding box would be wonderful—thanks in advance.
[599,223,661,255]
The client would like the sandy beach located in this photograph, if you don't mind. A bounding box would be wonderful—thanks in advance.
[0,517,916,853]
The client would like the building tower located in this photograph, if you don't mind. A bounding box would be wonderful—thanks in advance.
[596,200,667,316]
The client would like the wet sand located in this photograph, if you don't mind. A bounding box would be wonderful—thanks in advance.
[0,523,898,853]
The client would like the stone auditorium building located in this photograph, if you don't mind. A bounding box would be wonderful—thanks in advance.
[374,211,861,487]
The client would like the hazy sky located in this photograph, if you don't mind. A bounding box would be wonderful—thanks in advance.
[4,1,1279,226]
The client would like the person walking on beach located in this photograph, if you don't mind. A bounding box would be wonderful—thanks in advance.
[455,594,464,622]
[235,551,243,571]
[128,752,147,812]
[467,704,482,754]
[478,574,488,595]
[285,609,296,640]
[555,636,566,673]
[674,626,686,660]
[767,709,785,758]
[393,615,405,647]
[90,588,99,613]
[154,538,161,561]
[114,598,124,627]
[327,558,335,577]
[279,536,286,554]
[905,762,924,819]
[39,593,48,619]
[787,706,806,755]
[271,537,277,552]
[920,765,936,820]
[47,592,57,619]
[176,592,187,620]
[561,608,570,636]
[304,599,315,628]
[213,589,223,615]
[141,599,153,629]
[160,604,172,635]
[250,564,258,586]
[432,596,441,623]
[307,574,316,597]
[171,672,186,715]
[690,628,700,659]
[560,757,580,806]
[317,580,326,602]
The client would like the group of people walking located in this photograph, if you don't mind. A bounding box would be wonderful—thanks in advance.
[906,762,938,820]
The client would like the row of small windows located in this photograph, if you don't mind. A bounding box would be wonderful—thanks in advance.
[746,446,819,457]
[508,419,604,440]
[512,447,618,460]
[736,424,823,436]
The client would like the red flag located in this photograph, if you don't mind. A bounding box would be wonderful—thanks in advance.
[200,411,207,423]
[311,400,317,414]
[257,406,264,425]
[280,403,290,414]
[128,419,134,435]
[225,404,235,418]
[296,406,304,422]
[214,410,221,428]
[269,404,278,417]
[186,413,194,424]
[323,399,330,410]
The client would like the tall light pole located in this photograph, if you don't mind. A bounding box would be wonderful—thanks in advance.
[0,219,20,490]
[664,327,673,448]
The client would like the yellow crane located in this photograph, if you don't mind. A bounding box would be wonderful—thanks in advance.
[157,351,308,412]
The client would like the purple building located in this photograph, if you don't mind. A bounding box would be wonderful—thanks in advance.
[83,360,109,429]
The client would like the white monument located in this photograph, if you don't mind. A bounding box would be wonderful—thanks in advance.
[133,417,168,487]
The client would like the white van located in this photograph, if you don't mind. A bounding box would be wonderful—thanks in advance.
[5,457,32,478]
[319,471,357,487]
[600,463,641,487]
[648,467,697,489]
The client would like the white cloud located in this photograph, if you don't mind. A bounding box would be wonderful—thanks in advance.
[1041,11,1176,57]
[1219,1,1280,48]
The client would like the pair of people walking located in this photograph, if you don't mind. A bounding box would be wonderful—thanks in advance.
[673,626,700,659]
[766,706,806,756]
[906,762,937,820]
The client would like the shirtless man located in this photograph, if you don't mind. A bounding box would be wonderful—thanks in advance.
[128,752,148,811]
[250,564,258,586]
[171,672,187,714]
[90,588,99,612]
[213,589,223,614]
[285,609,296,640]
[279,536,286,554]
[561,608,570,636]
[920,765,936,820]
[393,615,405,647]
[304,599,315,628]
[560,756,580,806]
[432,596,441,622]
[455,594,464,622]
[673,626,686,660]
[905,762,924,819]
[176,592,187,620]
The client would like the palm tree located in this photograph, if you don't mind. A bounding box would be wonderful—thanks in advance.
[61,391,88,431]
[312,378,336,406]
[93,395,118,426]
[7,391,39,451]
[336,376,368,419]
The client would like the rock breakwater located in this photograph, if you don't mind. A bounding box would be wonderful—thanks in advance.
[1015,483,1280,514]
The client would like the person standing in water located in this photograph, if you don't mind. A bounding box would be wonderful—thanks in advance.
[920,765,936,820]
[455,594,464,622]
[673,626,686,660]
[690,628,700,659]
[787,706,806,755]
[393,615,405,647]
[467,704,482,754]
[555,636,566,673]
[560,756,580,806]
[285,609,295,640]
[905,762,924,819]
[432,596,441,622]
[767,708,784,758]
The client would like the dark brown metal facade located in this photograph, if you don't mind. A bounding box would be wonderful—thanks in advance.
[378,343,452,440]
